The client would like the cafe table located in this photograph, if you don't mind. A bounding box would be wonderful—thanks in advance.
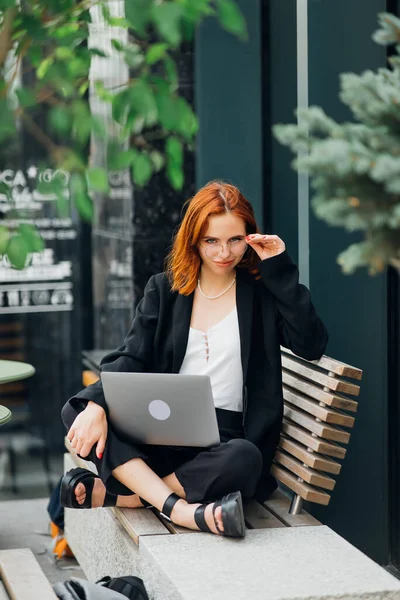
[0,360,35,425]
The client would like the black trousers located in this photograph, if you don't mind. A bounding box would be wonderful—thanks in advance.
[61,401,263,504]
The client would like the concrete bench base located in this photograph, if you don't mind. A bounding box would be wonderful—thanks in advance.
[64,454,400,600]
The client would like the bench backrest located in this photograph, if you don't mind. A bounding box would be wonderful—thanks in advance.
[273,348,362,506]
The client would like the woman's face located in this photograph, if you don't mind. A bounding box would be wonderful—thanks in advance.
[198,213,247,276]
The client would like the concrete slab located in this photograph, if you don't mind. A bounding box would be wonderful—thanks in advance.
[0,497,84,586]
[139,527,400,600]
[64,453,140,582]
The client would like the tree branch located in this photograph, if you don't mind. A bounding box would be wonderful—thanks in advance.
[0,8,17,69]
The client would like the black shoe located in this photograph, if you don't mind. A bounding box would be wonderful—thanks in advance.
[60,468,117,509]
[161,491,246,538]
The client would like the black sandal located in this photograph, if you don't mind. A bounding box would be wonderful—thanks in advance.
[160,491,246,538]
[60,468,117,509]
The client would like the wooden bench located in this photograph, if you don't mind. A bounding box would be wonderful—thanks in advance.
[0,549,57,599]
[67,348,362,543]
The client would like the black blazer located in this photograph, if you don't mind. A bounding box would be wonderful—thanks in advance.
[68,250,328,501]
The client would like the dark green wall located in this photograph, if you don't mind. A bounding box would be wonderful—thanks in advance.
[306,0,389,564]
[195,0,263,225]
[268,0,389,564]
[197,0,390,565]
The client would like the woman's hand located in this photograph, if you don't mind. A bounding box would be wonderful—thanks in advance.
[67,401,108,460]
[245,234,286,261]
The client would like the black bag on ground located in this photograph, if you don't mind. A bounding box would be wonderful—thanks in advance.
[97,576,149,600]
[53,576,149,600]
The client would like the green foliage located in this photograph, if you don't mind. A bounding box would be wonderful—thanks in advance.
[273,12,400,275]
[0,0,247,268]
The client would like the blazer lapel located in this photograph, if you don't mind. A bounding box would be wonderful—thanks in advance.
[236,268,254,381]
[172,291,194,373]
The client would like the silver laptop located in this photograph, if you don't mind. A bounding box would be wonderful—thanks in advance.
[101,372,220,447]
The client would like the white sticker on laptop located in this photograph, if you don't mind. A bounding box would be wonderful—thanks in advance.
[148,399,171,421]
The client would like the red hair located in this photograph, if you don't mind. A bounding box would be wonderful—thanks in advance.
[165,180,261,295]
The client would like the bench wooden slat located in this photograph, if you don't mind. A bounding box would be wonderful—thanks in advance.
[283,386,355,428]
[284,405,351,444]
[115,507,170,545]
[0,549,57,600]
[282,371,358,413]
[274,450,336,490]
[263,488,322,527]
[282,355,360,397]
[244,499,286,529]
[281,419,346,459]
[278,436,341,475]
[270,465,331,505]
[281,348,363,381]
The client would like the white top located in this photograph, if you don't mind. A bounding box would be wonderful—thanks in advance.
[179,307,243,412]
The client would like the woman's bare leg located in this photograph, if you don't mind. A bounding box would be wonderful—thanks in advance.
[112,457,224,534]
[74,472,185,508]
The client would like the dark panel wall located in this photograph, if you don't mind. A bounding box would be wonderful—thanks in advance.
[266,0,298,262]
[306,0,389,565]
[195,0,263,224]
[267,0,389,563]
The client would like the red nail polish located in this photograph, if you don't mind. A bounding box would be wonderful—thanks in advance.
[98,452,103,459]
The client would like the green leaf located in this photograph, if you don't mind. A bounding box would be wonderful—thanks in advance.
[125,0,152,34]
[89,48,108,58]
[150,150,165,172]
[18,224,44,253]
[55,46,74,61]
[146,43,168,65]
[164,55,178,86]
[175,97,198,139]
[0,100,16,141]
[27,45,42,67]
[167,161,184,190]
[112,89,130,124]
[128,80,158,126]
[156,93,179,130]
[216,0,247,40]
[49,106,72,135]
[166,136,184,189]
[152,3,183,46]
[6,235,29,270]
[0,0,16,9]
[0,226,10,255]
[37,57,54,80]
[132,153,153,187]
[111,39,124,52]
[166,136,183,166]
[108,146,138,170]
[86,167,110,193]
[70,172,94,222]
[15,88,36,108]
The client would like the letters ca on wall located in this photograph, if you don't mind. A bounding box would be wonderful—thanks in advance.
[0,167,76,315]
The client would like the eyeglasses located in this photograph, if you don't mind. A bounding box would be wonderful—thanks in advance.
[201,239,248,259]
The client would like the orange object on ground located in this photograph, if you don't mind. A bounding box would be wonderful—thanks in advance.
[82,370,99,387]
[50,522,74,559]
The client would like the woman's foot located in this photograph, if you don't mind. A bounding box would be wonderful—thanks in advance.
[74,478,143,509]
[170,499,224,535]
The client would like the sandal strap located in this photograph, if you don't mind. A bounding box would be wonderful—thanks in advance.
[194,504,213,534]
[103,490,117,507]
[160,493,181,522]
[212,500,224,535]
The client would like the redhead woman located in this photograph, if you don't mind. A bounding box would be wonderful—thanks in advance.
[60,181,328,539]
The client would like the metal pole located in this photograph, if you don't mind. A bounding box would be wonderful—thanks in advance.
[289,494,304,515]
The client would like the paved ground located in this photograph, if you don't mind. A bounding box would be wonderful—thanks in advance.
[0,497,85,586]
